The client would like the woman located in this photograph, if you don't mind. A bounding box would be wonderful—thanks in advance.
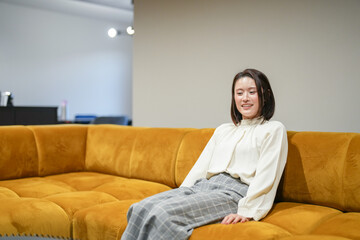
[121,68,288,240]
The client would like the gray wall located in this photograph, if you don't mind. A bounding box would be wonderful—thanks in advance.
[0,1,133,120]
[133,0,360,132]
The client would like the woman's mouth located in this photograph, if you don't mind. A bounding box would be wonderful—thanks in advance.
[242,104,253,110]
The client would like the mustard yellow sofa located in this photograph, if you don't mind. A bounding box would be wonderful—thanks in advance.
[0,124,359,240]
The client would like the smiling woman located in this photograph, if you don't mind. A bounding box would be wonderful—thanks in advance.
[121,68,288,240]
[231,69,275,125]
[234,77,260,120]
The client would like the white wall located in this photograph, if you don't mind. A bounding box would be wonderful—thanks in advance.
[133,0,360,132]
[0,1,133,120]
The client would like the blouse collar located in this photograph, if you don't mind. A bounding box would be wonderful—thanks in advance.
[240,117,264,126]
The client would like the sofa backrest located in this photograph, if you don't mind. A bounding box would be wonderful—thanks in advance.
[29,125,88,176]
[174,128,215,187]
[278,131,360,212]
[85,125,140,178]
[174,129,360,212]
[0,125,87,180]
[85,125,193,188]
[0,126,38,180]
[0,125,359,213]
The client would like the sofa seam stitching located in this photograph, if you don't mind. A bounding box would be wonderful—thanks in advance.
[27,125,41,177]
[341,132,355,211]
[128,128,141,179]
[83,125,90,172]
[173,129,194,188]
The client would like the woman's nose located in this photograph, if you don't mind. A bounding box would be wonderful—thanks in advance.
[242,93,249,101]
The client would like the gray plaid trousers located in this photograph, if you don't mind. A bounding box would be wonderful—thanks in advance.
[121,173,249,240]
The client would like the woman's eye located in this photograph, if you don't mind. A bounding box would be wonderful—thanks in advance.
[237,92,243,96]
[250,91,256,94]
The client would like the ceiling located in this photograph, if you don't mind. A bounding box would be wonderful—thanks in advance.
[76,0,133,11]
[0,0,133,24]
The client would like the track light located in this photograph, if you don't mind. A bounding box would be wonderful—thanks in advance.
[126,26,135,35]
[108,28,119,38]
[107,26,134,38]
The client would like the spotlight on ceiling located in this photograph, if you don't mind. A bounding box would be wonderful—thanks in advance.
[108,28,119,38]
[126,26,135,36]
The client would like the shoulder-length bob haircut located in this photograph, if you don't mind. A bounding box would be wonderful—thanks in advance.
[231,68,275,125]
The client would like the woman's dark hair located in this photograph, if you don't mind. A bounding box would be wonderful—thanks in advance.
[231,68,275,125]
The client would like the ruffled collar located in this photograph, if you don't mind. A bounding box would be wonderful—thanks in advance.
[239,117,264,126]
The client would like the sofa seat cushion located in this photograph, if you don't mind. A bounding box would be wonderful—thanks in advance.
[45,172,120,191]
[43,191,119,218]
[43,172,172,219]
[189,221,291,240]
[0,198,70,238]
[45,172,172,200]
[0,172,173,238]
[0,177,76,198]
[262,202,341,235]
[280,235,352,240]
[0,187,19,198]
[92,178,172,200]
[73,200,138,240]
[45,170,175,203]
[311,212,360,240]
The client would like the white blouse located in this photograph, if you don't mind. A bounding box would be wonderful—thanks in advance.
[180,118,288,221]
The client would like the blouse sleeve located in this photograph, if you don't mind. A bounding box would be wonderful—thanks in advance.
[180,126,220,188]
[237,122,288,221]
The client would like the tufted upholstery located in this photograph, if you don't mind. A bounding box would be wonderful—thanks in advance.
[0,124,359,240]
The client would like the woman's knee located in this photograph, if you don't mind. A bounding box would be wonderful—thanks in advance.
[150,202,168,215]
[127,201,150,219]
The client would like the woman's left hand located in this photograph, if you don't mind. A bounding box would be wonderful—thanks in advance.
[221,213,251,224]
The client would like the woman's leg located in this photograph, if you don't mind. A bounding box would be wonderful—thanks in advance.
[121,187,194,240]
[121,173,248,240]
[139,190,238,240]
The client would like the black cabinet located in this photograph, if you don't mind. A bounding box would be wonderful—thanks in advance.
[0,106,58,125]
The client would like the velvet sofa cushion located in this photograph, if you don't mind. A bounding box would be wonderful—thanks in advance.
[175,128,215,187]
[29,125,88,176]
[0,125,360,240]
[73,200,137,240]
[45,172,172,200]
[171,127,360,213]
[189,221,292,240]
[128,127,193,188]
[0,198,70,238]
[0,126,38,180]
[262,202,341,235]
[342,134,360,211]
[311,212,360,240]
[85,125,142,178]
[0,177,75,198]
[43,191,119,218]
[0,186,19,198]
[279,131,360,212]
[45,172,123,191]
[86,125,193,188]
[0,172,172,238]
[280,236,351,240]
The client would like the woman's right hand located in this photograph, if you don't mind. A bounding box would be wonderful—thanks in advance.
[221,213,251,224]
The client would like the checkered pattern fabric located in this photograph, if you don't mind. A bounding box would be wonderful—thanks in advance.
[121,173,249,240]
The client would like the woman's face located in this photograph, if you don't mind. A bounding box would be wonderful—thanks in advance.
[234,77,260,120]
